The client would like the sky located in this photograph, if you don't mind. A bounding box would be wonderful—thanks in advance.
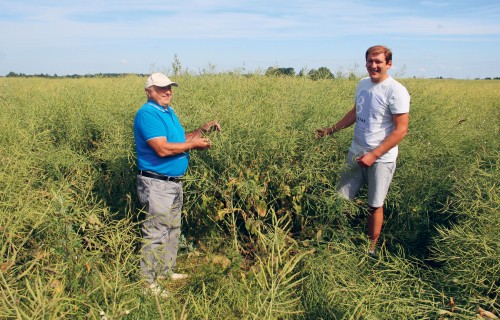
[1,0,499,79]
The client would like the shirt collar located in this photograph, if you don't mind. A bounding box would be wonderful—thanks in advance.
[147,100,171,113]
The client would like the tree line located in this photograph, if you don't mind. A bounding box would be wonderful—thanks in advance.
[4,70,500,80]
[4,68,353,80]
[265,66,360,80]
[4,72,149,79]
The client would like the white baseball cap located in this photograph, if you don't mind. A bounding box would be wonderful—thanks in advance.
[145,73,179,89]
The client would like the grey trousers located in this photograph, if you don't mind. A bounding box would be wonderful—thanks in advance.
[137,175,183,283]
[337,151,396,208]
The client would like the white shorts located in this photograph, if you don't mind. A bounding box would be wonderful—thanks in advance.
[336,151,396,208]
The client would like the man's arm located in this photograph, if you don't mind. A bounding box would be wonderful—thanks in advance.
[147,137,212,157]
[147,120,221,157]
[356,113,409,167]
[185,121,222,141]
[315,105,357,137]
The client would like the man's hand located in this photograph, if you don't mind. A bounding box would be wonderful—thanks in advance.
[315,106,356,138]
[186,121,221,142]
[356,153,377,167]
[192,137,212,150]
[315,127,331,138]
[201,121,222,134]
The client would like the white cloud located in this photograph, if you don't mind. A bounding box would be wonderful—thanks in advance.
[2,0,499,42]
[420,1,451,8]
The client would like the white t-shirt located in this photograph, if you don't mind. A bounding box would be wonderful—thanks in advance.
[350,76,410,162]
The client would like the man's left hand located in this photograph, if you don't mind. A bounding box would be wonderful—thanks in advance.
[201,121,222,134]
[356,153,377,167]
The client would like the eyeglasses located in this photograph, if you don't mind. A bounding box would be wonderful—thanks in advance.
[154,85,173,92]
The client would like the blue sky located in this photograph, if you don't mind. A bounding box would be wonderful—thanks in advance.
[1,0,499,79]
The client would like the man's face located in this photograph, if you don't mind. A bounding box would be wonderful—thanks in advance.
[365,53,392,83]
[146,85,173,107]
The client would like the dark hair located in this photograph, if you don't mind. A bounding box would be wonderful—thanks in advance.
[365,45,392,63]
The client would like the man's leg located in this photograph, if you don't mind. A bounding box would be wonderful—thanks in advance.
[367,206,383,252]
[366,161,395,253]
[159,226,181,275]
[138,176,181,282]
[159,182,183,277]
[337,151,364,202]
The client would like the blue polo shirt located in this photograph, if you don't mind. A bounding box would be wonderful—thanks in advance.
[134,101,188,176]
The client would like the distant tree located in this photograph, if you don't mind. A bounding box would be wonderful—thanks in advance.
[265,67,295,77]
[308,67,334,80]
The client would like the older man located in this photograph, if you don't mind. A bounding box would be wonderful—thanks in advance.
[316,45,410,256]
[134,72,221,297]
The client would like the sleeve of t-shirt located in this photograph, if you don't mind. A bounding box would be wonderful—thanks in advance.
[389,83,410,114]
[136,109,168,141]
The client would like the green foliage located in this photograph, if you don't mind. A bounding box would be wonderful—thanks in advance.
[0,75,498,318]
[430,152,499,310]
[300,242,444,319]
[308,67,335,80]
[265,67,296,77]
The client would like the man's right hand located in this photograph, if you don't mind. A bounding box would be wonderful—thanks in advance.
[192,138,212,150]
[315,128,331,138]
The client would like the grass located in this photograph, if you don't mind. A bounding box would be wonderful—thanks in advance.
[0,74,499,319]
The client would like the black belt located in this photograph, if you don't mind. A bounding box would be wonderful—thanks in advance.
[138,170,182,182]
